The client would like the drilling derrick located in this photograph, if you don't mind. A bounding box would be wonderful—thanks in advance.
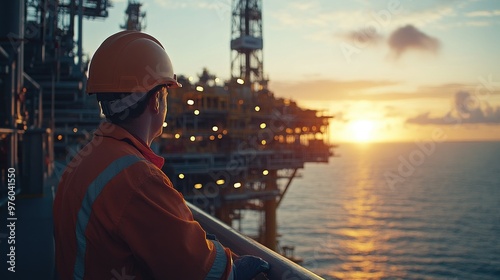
[120,0,146,31]
[231,0,266,88]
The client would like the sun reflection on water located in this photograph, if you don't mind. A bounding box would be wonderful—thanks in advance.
[328,159,396,280]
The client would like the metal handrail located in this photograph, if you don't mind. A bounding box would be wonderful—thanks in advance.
[188,202,324,280]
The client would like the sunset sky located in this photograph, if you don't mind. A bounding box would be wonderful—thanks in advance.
[83,0,500,143]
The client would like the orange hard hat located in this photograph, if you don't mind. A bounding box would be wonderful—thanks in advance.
[86,30,181,95]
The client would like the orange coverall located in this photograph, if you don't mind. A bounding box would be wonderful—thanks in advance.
[53,122,232,279]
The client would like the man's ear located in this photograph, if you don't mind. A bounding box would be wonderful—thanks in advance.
[149,91,160,113]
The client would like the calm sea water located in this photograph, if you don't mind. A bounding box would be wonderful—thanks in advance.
[244,142,500,279]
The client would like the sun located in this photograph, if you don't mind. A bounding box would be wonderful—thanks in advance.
[348,120,376,142]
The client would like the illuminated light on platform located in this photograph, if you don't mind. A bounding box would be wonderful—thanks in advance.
[222,129,228,135]
[284,99,290,106]
[188,76,194,82]
[178,174,185,179]
[194,183,202,189]
[73,128,78,133]
[175,133,181,139]
[215,77,220,83]
[260,123,266,129]
[190,136,196,141]
[212,126,219,132]
[187,99,194,105]
[261,140,266,145]
[302,126,308,132]
[238,99,244,105]
[209,135,215,140]
[295,127,301,134]
[217,134,223,139]
[254,106,260,112]
[233,182,242,189]
[57,135,63,141]
[312,126,317,131]
[262,170,269,176]
[286,128,293,134]
[237,78,244,85]
[196,86,204,92]
[216,179,225,185]
[163,122,168,128]
[194,110,200,115]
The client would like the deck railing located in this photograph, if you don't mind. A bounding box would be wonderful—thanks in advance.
[188,202,324,280]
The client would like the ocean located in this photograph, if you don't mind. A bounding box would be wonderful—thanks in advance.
[245,142,500,279]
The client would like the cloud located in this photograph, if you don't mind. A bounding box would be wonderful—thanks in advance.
[341,27,383,46]
[271,79,470,102]
[406,91,500,125]
[466,10,500,17]
[271,79,400,101]
[388,25,440,58]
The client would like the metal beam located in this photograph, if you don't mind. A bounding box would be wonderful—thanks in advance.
[276,168,297,207]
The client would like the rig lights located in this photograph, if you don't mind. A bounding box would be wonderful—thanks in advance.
[261,140,267,145]
[163,122,168,128]
[194,110,200,115]
[254,106,260,112]
[233,182,242,189]
[194,183,202,189]
[209,135,215,141]
[236,78,244,85]
[190,136,196,142]
[212,126,219,132]
[262,170,269,176]
[175,133,181,139]
[73,128,78,133]
[57,134,63,141]
[216,179,225,185]
[178,174,185,179]
[187,99,194,105]
[217,134,223,139]
[196,86,204,92]
[260,123,266,129]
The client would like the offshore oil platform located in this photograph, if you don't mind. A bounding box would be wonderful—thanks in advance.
[0,0,332,278]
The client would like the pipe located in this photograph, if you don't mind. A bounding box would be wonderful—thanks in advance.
[0,45,8,58]
[188,202,324,280]
[23,72,43,128]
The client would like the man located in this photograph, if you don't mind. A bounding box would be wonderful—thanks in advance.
[53,30,269,280]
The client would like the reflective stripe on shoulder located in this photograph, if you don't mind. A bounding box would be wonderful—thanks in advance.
[73,155,145,280]
[205,240,230,280]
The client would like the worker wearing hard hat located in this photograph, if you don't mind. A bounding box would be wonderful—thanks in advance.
[53,31,269,280]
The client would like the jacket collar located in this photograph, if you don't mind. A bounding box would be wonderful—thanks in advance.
[95,122,165,169]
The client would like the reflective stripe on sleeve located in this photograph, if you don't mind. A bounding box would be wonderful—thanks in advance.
[205,240,230,280]
[73,155,144,280]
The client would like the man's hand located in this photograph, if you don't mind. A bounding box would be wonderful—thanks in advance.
[233,255,270,280]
